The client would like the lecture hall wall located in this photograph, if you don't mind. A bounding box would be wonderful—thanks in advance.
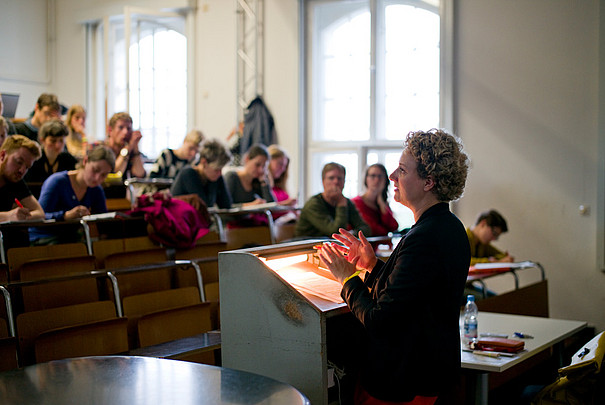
[1,0,604,332]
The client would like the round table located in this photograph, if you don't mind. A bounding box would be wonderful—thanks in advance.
[0,356,310,405]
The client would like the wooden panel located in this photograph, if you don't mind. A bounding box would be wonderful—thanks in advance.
[122,286,201,349]
[16,301,118,366]
[7,243,88,281]
[19,256,99,312]
[92,236,159,268]
[35,318,128,363]
[137,303,212,348]
[225,226,273,250]
[476,280,549,317]
[0,337,18,371]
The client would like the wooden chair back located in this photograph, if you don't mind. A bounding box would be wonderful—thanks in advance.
[7,243,88,281]
[0,337,18,371]
[137,302,212,348]
[34,318,128,363]
[92,236,160,268]
[19,256,99,312]
[16,300,118,366]
[274,222,297,243]
[122,286,201,349]
[225,225,273,250]
[104,249,173,298]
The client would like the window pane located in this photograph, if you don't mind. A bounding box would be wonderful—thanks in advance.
[312,1,370,142]
[383,4,440,139]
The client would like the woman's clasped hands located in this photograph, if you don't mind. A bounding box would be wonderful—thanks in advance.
[318,228,378,284]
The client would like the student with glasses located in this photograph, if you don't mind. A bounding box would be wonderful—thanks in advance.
[467,209,514,265]
[352,163,399,237]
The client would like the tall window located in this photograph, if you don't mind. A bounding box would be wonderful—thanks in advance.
[87,9,188,159]
[305,0,451,229]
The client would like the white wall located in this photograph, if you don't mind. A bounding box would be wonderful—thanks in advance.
[455,0,605,331]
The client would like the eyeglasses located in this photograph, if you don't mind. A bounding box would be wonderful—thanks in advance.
[367,173,385,179]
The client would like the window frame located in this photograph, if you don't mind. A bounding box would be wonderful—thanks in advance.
[300,0,454,227]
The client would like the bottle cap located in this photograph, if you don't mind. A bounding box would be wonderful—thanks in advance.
[467,295,475,302]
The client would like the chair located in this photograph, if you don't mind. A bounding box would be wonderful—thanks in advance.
[0,337,18,371]
[34,318,128,363]
[137,303,212,347]
[92,236,160,268]
[225,225,273,250]
[274,222,297,243]
[19,255,99,312]
[7,242,88,281]
[122,286,203,349]
[16,300,119,366]
[175,241,226,329]
[104,249,173,298]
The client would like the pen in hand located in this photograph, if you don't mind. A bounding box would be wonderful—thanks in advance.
[14,198,24,208]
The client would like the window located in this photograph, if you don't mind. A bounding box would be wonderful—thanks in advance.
[304,0,452,229]
[86,8,189,159]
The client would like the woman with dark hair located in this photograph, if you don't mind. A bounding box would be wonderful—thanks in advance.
[319,129,471,404]
[224,143,275,207]
[352,163,399,236]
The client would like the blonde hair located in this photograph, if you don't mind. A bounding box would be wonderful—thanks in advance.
[268,144,290,189]
[66,104,86,134]
[0,134,42,159]
[184,129,204,145]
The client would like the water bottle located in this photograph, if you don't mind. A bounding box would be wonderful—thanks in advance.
[463,295,478,346]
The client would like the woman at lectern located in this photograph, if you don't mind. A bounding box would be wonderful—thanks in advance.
[319,129,471,405]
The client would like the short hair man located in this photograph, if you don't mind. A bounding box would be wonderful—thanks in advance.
[467,209,514,265]
[296,162,371,238]
[105,112,145,178]
[12,93,61,142]
[0,135,45,222]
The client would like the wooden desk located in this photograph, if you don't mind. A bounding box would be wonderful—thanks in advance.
[462,312,587,405]
[0,356,310,404]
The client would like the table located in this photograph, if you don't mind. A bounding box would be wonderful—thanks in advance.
[462,312,587,405]
[0,356,310,405]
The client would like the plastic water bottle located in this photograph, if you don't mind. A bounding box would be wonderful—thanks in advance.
[463,295,478,346]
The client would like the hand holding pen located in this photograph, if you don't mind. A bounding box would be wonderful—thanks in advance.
[12,198,31,221]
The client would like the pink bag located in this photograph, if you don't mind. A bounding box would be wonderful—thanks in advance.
[128,192,209,248]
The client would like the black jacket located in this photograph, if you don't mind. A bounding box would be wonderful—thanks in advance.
[342,202,470,401]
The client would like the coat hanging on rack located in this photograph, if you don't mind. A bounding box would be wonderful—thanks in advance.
[240,96,277,157]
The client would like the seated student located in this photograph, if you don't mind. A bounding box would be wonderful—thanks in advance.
[0,135,44,222]
[25,120,78,190]
[29,146,115,245]
[149,129,205,179]
[268,144,297,206]
[104,112,145,178]
[467,209,515,265]
[65,104,88,161]
[352,163,399,236]
[11,93,61,141]
[296,162,370,238]
[223,143,275,227]
[0,116,8,147]
[224,143,275,207]
[171,139,233,209]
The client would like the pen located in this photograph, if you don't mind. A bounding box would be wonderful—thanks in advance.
[14,198,24,208]
[514,332,534,339]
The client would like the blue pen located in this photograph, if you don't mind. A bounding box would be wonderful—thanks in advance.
[514,332,534,339]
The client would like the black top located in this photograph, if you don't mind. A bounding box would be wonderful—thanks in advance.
[25,151,78,185]
[342,202,470,401]
[171,166,232,209]
[0,180,32,212]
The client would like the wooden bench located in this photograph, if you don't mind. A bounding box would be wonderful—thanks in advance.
[127,330,221,365]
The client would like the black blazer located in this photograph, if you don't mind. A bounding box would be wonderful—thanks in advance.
[342,202,470,401]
